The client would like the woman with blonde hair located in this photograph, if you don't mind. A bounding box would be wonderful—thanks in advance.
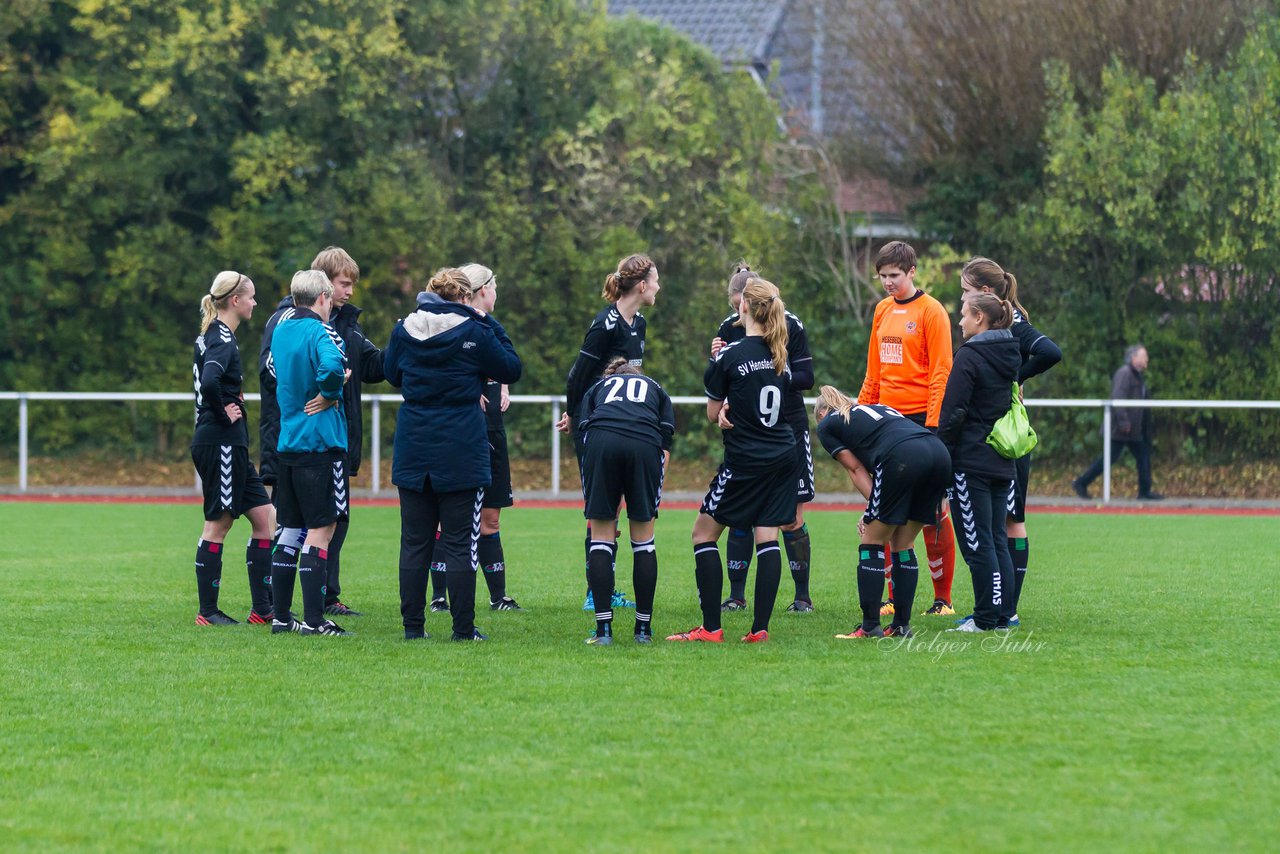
[710,261,817,614]
[426,262,524,613]
[813,387,951,638]
[384,267,522,641]
[189,271,275,626]
[668,277,795,644]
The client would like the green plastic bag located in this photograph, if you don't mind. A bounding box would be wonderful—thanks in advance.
[987,383,1038,459]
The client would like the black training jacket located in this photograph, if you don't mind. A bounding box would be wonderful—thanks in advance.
[938,329,1022,480]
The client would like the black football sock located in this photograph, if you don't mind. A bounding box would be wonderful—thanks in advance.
[587,540,615,635]
[891,549,919,628]
[752,540,783,634]
[783,524,811,601]
[298,545,329,628]
[857,543,887,630]
[478,532,506,602]
[1009,536,1029,614]
[726,528,753,601]
[245,538,273,615]
[430,567,447,602]
[195,540,223,616]
[632,538,657,634]
[446,569,477,637]
[271,542,300,622]
[693,541,724,631]
[609,537,620,592]
[324,515,349,606]
[582,527,591,587]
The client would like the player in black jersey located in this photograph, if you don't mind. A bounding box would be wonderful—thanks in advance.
[427,263,524,613]
[669,277,796,644]
[577,358,675,645]
[556,254,660,612]
[710,263,816,613]
[959,258,1061,627]
[814,386,952,638]
[189,271,275,626]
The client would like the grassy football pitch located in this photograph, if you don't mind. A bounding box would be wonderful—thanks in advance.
[1,501,1276,852]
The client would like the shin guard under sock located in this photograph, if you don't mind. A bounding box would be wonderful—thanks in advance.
[632,538,657,634]
[430,530,447,601]
[478,532,507,602]
[271,542,300,622]
[298,546,329,628]
[693,541,724,631]
[245,538,273,615]
[783,524,811,601]
[927,514,957,603]
[752,540,783,634]
[195,540,223,616]
[858,543,887,629]
[1009,536,1029,614]
[587,540,615,635]
[726,528,753,601]
[891,549,919,627]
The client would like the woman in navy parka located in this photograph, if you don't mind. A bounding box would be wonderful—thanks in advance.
[385,268,522,641]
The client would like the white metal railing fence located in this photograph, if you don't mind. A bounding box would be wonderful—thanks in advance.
[2,391,1279,501]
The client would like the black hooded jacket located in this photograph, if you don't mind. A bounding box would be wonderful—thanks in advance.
[938,329,1023,480]
[259,296,385,483]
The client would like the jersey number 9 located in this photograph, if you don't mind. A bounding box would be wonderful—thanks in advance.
[759,386,781,427]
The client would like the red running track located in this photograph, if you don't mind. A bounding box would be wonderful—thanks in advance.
[2,494,1277,516]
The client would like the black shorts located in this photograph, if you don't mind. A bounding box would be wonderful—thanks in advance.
[794,426,816,503]
[484,430,514,509]
[192,444,270,521]
[1006,453,1031,522]
[581,431,665,522]
[864,435,951,527]
[700,456,799,530]
[276,450,349,529]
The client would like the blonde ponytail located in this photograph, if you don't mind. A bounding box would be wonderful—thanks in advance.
[739,277,788,374]
[816,385,856,421]
[200,271,250,333]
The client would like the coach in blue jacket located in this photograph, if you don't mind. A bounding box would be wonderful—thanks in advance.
[270,269,351,635]
[385,267,522,641]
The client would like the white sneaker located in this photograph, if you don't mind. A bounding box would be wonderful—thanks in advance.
[947,617,987,633]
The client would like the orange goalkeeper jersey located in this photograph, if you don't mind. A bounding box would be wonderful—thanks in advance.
[857,290,953,427]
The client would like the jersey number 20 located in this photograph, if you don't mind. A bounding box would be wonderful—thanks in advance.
[603,376,648,404]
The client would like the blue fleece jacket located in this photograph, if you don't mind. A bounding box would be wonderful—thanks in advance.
[272,306,348,454]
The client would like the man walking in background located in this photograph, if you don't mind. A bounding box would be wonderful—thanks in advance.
[1073,344,1164,500]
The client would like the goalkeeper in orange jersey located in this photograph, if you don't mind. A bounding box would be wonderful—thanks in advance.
[858,241,958,618]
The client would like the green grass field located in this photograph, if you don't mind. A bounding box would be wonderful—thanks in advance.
[1,502,1276,852]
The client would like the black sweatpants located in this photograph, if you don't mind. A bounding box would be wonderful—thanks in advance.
[398,476,484,636]
[950,471,1015,630]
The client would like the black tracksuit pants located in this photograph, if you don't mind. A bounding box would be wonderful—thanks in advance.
[398,476,484,636]
[950,471,1015,630]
